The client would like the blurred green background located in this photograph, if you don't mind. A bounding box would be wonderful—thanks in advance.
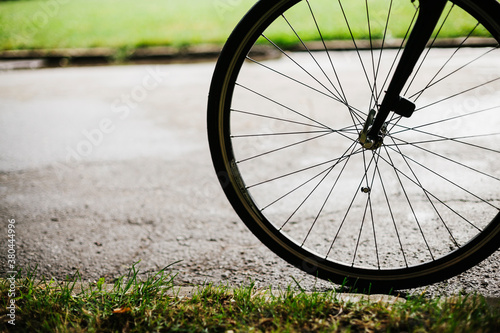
[0,0,256,50]
[0,0,489,51]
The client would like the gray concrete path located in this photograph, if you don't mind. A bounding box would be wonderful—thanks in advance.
[0,55,498,297]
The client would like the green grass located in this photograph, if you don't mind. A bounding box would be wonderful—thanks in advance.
[0,0,257,50]
[0,0,491,51]
[1,263,499,332]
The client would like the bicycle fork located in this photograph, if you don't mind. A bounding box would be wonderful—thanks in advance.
[359,0,448,149]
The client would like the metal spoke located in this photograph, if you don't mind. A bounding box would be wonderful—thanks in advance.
[415,77,500,111]
[373,149,409,267]
[245,56,354,111]
[298,142,360,241]
[390,105,500,135]
[403,4,455,96]
[387,135,500,183]
[305,0,349,105]
[380,145,435,260]
[234,83,335,130]
[326,149,379,260]
[377,148,485,232]
[410,45,498,101]
[236,132,333,163]
[260,33,348,109]
[384,143,500,211]
[245,147,365,190]
[337,0,377,104]
[387,136,460,248]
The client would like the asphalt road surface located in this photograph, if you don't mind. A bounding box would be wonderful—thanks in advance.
[0,54,498,297]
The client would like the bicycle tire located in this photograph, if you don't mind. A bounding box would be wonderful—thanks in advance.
[208,0,500,290]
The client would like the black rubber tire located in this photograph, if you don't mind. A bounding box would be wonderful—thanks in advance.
[207,0,500,291]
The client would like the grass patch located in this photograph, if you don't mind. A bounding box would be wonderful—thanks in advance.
[1,263,499,332]
[0,0,491,51]
[0,0,257,50]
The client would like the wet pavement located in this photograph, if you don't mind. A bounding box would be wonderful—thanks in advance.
[0,56,498,297]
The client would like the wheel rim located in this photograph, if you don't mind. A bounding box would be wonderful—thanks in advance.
[211,0,500,285]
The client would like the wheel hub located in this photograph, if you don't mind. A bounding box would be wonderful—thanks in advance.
[359,109,386,150]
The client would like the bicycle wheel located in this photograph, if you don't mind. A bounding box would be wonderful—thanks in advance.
[207,0,500,290]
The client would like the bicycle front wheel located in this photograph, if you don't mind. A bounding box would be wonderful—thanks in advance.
[208,0,500,290]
